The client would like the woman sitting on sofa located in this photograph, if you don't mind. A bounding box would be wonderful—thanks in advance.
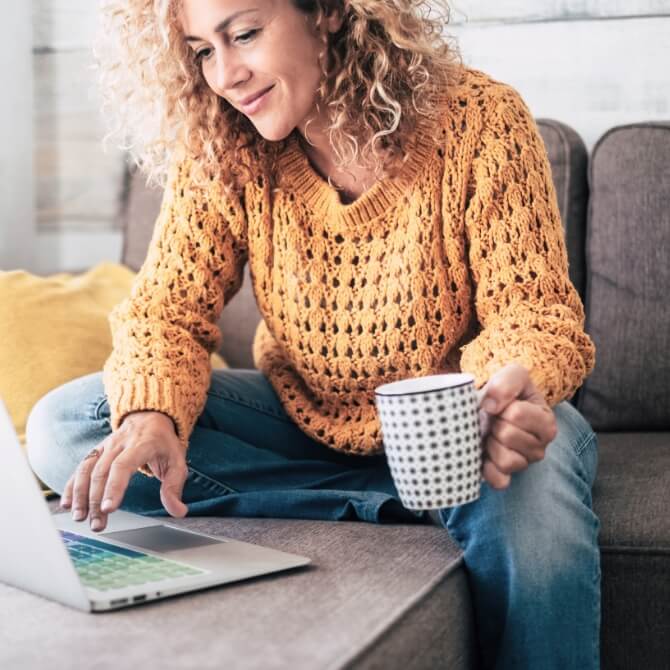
[27,1,600,668]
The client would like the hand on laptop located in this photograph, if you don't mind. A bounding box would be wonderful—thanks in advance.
[59,410,189,532]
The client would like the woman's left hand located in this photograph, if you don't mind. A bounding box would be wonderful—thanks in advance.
[477,363,558,489]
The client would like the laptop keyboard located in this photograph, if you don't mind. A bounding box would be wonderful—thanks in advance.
[60,530,207,592]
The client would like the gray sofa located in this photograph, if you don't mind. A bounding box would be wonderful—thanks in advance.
[4,120,667,670]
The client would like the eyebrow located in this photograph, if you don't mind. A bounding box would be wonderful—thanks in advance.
[184,8,259,43]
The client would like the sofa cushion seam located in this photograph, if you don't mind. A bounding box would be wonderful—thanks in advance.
[599,545,670,556]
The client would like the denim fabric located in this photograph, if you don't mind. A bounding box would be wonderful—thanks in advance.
[440,401,601,669]
[26,369,427,525]
[26,368,600,670]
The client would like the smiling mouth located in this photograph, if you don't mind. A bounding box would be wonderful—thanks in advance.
[244,85,273,106]
[239,85,275,114]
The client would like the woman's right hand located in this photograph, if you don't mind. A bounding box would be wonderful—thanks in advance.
[59,410,189,533]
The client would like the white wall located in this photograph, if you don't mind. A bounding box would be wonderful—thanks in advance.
[0,4,35,271]
[448,1,670,150]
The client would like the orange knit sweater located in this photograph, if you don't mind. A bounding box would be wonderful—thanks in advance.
[103,68,596,463]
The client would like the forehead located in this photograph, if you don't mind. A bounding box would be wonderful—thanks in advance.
[179,0,277,34]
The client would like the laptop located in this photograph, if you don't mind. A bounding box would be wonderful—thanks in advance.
[0,397,312,612]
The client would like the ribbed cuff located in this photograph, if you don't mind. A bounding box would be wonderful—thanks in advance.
[106,376,193,477]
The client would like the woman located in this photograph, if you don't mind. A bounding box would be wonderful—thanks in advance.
[27,1,600,668]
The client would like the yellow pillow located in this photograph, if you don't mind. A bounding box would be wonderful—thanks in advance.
[0,261,228,455]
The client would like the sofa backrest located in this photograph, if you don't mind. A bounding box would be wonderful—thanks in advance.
[121,118,587,373]
[536,120,589,301]
[576,123,670,431]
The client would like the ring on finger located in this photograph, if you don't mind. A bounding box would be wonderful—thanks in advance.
[83,447,102,461]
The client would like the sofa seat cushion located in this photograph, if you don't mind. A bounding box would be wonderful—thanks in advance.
[0,500,477,670]
[594,432,670,550]
[593,431,670,669]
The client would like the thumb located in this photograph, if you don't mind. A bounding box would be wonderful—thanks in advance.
[159,461,189,518]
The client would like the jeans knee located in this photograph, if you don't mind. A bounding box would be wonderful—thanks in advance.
[550,401,599,491]
[445,436,601,588]
[26,389,69,493]
[514,513,598,586]
[26,372,107,494]
[451,504,600,610]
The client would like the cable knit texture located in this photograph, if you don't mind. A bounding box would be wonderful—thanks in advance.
[103,68,595,473]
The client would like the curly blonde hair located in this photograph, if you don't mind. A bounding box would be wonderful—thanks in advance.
[96,0,462,195]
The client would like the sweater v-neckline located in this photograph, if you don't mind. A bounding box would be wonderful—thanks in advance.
[276,114,439,232]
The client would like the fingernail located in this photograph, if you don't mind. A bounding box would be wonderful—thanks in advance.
[483,399,497,413]
[72,509,85,521]
[91,518,102,531]
[101,498,113,512]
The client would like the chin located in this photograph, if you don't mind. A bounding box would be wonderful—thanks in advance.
[251,121,295,143]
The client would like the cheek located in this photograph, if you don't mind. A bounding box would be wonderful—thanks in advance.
[200,62,218,93]
[284,61,323,110]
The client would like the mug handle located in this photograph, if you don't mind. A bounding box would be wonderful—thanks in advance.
[475,388,494,484]
[475,388,493,438]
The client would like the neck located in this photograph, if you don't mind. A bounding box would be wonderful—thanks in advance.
[297,127,391,184]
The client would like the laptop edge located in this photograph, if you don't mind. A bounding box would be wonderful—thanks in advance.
[0,397,311,612]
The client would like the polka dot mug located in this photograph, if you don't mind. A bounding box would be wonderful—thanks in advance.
[375,373,492,510]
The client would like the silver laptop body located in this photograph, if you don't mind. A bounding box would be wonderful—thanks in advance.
[0,397,311,612]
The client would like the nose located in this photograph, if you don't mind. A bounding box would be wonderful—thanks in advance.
[212,48,249,96]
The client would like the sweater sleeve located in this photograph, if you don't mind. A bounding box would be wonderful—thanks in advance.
[459,86,595,406]
[102,158,248,467]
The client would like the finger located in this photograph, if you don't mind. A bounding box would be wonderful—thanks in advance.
[60,474,75,509]
[489,415,545,463]
[482,455,511,490]
[88,441,123,532]
[100,446,155,514]
[485,433,529,475]
[499,400,558,445]
[158,456,189,518]
[479,363,539,415]
[71,448,103,521]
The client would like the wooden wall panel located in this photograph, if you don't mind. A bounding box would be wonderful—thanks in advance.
[33,0,94,50]
[1,4,35,271]
[448,0,670,24]
[34,49,125,230]
[449,16,670,150]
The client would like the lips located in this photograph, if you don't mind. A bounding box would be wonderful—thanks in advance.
[240,85,274,107]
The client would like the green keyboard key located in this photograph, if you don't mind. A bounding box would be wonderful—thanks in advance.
[63,532,207,592]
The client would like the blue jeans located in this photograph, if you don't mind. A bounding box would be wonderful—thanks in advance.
[26,368,601,669]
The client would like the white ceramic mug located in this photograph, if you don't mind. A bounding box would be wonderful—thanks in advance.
[374,373,492,510]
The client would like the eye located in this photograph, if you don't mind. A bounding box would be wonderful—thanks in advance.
[193,29,259,64]
[194,47,213,62]
[234,29,259,44]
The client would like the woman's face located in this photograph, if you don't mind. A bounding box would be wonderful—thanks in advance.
[179,0,342,142]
